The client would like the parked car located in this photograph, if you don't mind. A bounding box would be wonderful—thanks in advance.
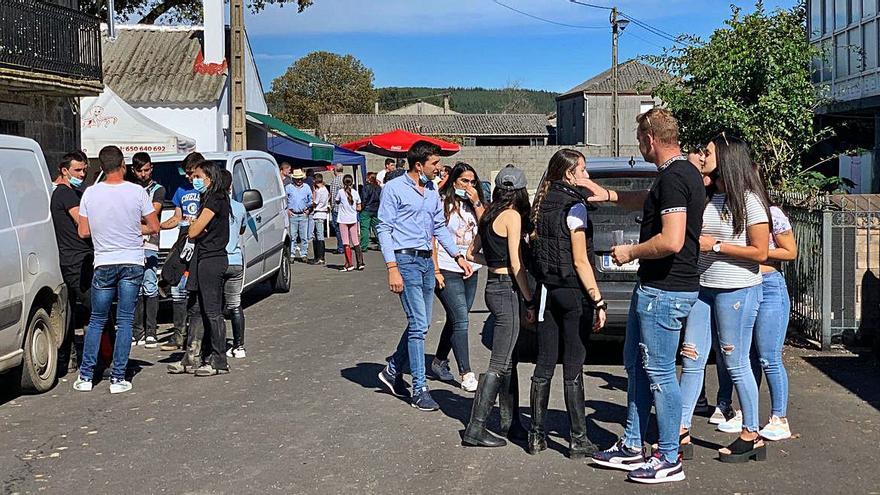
[98,150,291,294]
[0,135,69,392]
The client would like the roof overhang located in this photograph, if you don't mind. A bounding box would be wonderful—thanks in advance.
[0,67,103,97]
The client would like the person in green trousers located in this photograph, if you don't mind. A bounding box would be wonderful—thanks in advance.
[359,172,381,252]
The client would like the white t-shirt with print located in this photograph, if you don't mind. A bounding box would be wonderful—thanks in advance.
[335,188,361,224]
[768,206,793,249]
[437,204,482,273]
[698,191,769,288]
[566,202,589,231]
[79,181,154,268]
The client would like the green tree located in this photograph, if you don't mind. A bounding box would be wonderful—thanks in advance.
[80,0,313,25]
[648,1,831,192]
[267,51,376,129]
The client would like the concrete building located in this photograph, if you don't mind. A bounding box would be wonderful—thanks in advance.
[99,20,268,153]
[555,60,670,147]
[809,0,880,192]
[0,0,102,167]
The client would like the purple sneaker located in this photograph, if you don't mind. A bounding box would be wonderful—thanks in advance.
[591,439,645,471]
[627,452,686,484]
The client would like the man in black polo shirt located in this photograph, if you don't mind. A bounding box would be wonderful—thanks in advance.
[50,151,92,374]
[586,108,704,484]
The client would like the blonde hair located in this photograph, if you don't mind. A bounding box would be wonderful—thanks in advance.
[636,107,679,146]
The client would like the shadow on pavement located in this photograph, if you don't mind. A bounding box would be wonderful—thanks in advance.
[340,362,407,399]
[801,353,880,412]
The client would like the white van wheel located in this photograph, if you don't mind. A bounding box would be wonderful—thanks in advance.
[272,243,291,293]
[21,308,58,392]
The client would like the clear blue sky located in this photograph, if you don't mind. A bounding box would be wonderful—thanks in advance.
[246,0,798,94]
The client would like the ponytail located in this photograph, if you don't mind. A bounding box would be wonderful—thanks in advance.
[529,174,550,241]
[342,174,354,205]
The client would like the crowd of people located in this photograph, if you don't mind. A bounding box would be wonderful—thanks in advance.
[374,108,797,485]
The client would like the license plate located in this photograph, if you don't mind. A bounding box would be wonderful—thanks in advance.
[601,254,639,272]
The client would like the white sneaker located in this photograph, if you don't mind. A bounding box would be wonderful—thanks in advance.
[131,337,146,347]
[144,336,158,349]
[232,347,246,359]
[460,372,478,392]
[717,410,743,433]
[709,406,734,425]
[430,359,454,381]
[226,348,234,358]
[109,380,132,394]
[73,376,92,392]
[759,416,791,441]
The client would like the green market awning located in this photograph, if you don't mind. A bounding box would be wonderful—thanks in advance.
[247,111,335,161]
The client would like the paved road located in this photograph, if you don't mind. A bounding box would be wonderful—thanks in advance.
[2,250,879,494]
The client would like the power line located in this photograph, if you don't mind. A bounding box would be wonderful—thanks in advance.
[492,0,605,29]
[618,12,679,41]
[568,0,613,10]
[620,29,667,51]
[618,11,695,47]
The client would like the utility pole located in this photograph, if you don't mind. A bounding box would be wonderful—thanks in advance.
[611,7,619,158]
[230,0,247,151]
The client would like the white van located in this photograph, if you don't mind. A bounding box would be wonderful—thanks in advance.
[0,136,69,392]
[140,151,291,293]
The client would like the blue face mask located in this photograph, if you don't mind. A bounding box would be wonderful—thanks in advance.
[68,176,83,188]
[418,173,429,185]
[454,188,468,199]
[192,178,207,193]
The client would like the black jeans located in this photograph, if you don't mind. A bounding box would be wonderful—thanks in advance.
[187,256,229,370]
[434,269,478,374]
[484,276,521,374]
[59,258,93,371]
[534,286,587,381]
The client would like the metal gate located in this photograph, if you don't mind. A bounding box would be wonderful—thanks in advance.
[774,193,880,349]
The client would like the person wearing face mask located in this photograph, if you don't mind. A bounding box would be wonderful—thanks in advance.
[50,151,92,374]
[428,162,485,393]
[128,152,165,349]
[159,152,205,352]
[376,141,474,412]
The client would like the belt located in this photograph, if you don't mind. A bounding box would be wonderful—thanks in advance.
[289,210,307,215]
[395,248,432,258]
[487,272,513,282]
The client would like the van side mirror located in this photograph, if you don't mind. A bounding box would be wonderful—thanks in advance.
[242,189,263,211]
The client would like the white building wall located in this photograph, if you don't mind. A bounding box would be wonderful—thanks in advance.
[134,105,224,153]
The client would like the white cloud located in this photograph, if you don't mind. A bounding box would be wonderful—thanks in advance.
[244,0,695,36]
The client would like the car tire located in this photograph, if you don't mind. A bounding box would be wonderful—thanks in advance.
[271,243,291,293]
[20,307,58,393]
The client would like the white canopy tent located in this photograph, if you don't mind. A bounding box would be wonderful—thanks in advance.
[80,86,196,158]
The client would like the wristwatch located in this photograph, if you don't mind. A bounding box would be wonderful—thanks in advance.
[454,254,465,263]
[593,299,608,311]
[712,241,722,253]
[473,200,483,208]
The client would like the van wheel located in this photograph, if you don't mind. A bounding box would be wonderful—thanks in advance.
[272,243,291,293]
[21,308,58,392]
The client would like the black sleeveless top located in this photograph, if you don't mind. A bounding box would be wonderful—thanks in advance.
[481,220,510,269]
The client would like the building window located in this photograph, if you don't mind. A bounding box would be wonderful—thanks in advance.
[0,120,21,135]
[836,0,849,29]
[811,0,824,38]
[836,33,849,76]
[864,21,877,68]
[852,0,862,22]
[823,38,834,80]
[849,28,863,72]
[463,136,476,146]
[639,101,655,115]
[826,0,835,33]
[865,0,876,17]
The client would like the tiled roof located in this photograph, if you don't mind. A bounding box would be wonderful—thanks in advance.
[101,26,226,105]
[559,60,672,98]
[387,101,458,115]
[319,114,549,137]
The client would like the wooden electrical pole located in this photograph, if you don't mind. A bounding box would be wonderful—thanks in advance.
[230,0,247,151]
[611,6,620,158]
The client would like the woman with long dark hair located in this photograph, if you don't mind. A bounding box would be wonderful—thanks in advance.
[677,133,770,462]
[429,162,486,393]
[527,149,606,458]
[169,159,232,376]
[334,174,363,271]
[461,165,534,448]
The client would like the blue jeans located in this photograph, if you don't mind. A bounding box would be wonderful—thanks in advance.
[171,273,188,302]
[387,253,435,392]
[140,250,159,297]
[622,285,697,464]
[751,271,790,417]
[434,269,478,374]
[679,285,762,432]
[312,215,326,241]
[289,213,310,257]
[79,264,145,381]
[332,210,342,252]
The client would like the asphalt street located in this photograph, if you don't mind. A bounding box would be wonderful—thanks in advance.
[2,250,879,494]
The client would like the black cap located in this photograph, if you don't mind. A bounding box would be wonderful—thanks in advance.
[494,165,527,191]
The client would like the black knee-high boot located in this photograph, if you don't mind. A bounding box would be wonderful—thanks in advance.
[132,296,145,342]
[499,367,528,441]
[528,376,551,454]
[462,372,507,447]
[564,374,598,458]
[230,307,245,349]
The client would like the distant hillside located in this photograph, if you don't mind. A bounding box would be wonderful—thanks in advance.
[376,87,557,115]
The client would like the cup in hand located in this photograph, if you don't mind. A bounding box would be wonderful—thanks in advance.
[612,230,625,247]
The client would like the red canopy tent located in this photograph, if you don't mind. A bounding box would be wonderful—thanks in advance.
[340,129,460,158]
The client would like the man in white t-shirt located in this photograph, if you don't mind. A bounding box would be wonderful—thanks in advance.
[376,158,395,186]
[73,146,159,395]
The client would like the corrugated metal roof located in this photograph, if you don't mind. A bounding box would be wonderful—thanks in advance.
[101,26,226,105]
[559,60,672,98]
[318,113,549,137]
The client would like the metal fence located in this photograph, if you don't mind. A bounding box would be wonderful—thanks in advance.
[0,0,102,81]
[774,192,880,349]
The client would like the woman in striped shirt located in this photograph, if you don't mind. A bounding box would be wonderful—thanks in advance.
[677,133,771,463]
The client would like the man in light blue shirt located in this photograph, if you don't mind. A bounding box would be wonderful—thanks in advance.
[376,141,473,411]
[285,168,313,262]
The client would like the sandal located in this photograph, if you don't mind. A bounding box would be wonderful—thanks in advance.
[718,436,766,463]
[649,431,694,460]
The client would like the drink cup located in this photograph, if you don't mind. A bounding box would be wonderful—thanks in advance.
[612,230,625,247]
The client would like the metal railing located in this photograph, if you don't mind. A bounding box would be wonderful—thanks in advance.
[0,0,101,81]
[774,192,880,349]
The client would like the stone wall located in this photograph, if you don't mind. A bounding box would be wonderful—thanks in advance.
[0,89,80,174]
[364,144,643,187]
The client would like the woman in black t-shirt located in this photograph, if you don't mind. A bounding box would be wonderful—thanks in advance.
[169,159,231,376]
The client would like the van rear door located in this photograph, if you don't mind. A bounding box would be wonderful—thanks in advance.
[0,155,33,366]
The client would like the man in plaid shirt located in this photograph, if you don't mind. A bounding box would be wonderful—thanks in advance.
[328,164,345,254]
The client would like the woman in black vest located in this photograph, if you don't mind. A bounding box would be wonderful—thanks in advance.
[461,166,535,448]
[528,149,607,458]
